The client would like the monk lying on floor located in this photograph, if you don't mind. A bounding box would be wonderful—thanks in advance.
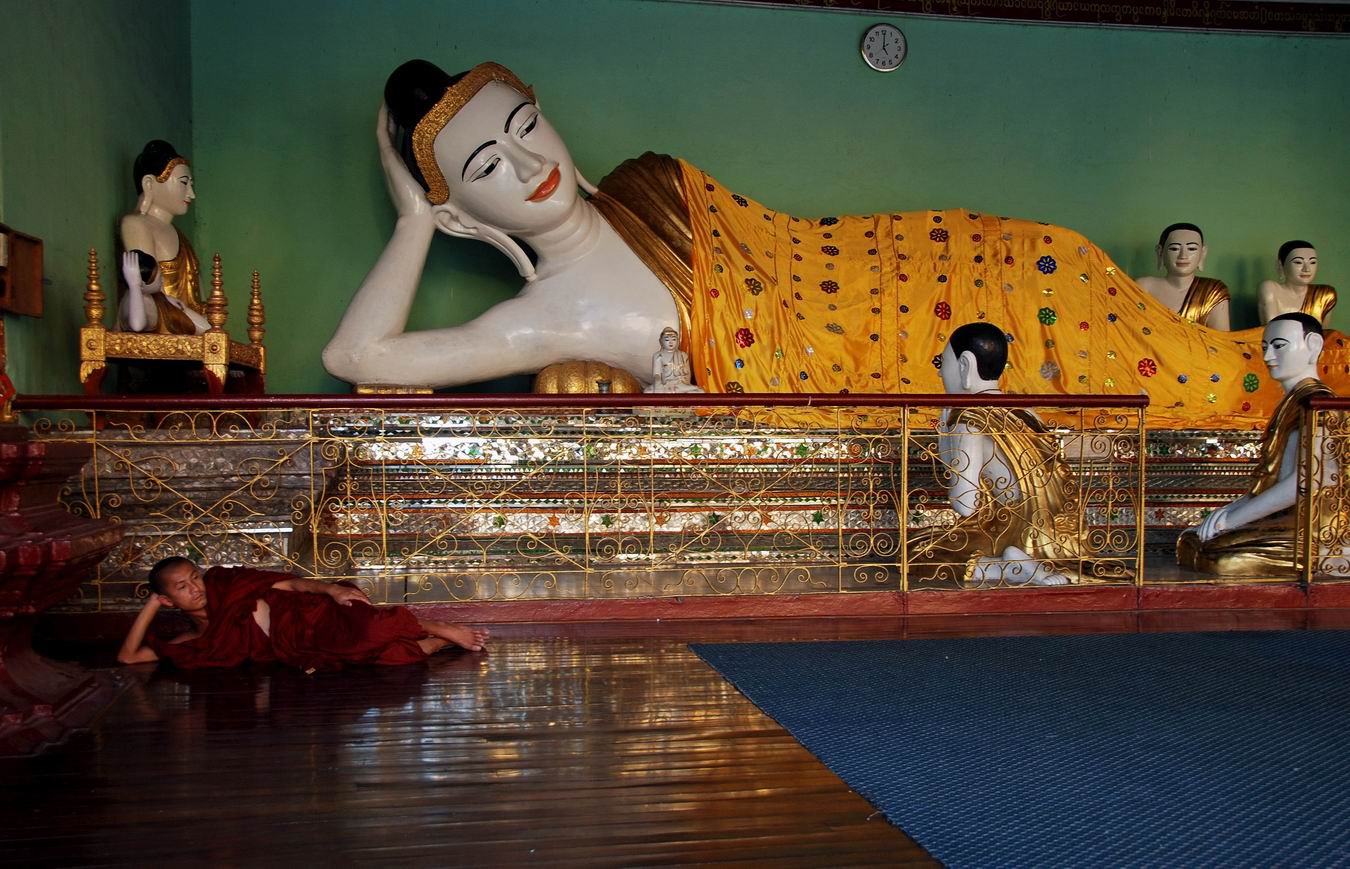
[117,556,489,671]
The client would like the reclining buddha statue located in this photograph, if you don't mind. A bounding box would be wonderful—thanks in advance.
[323,60,1349,428]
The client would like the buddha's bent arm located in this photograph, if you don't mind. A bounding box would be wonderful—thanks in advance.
[324,216,439,381]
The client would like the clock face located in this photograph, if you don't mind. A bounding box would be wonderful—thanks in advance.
[861,23,907,72]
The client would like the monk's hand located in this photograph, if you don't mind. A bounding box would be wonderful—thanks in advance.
[141,594,163,613]
[376,104,432,222]
[328,584,371,607]
[121,251,146,295]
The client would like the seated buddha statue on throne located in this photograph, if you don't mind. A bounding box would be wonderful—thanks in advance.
[322,59,1349,429]
[1134,223,1229,330]
[1259,240,1336,325]
[119,140,207,335]
[1177,313,1347,576]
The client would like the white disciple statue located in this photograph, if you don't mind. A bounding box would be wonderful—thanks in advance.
[1134,222,1230,330]
[1258,240,1336,325]
[119,140,209,335]
[645,327,703,393]
[904,322,1106,588]
[1177,313,1348,575]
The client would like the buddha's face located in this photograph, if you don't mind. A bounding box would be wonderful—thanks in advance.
[660,331,678,352]
[145,163,195,217]
[1281,248,1318,287]
[1262,319,1318,383]
[433,81,577,235]
[1159,229,1205,278]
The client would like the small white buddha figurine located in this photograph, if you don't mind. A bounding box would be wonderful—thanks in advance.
[1135,222,1230,329]
[644,326,703,393]
[1178,312,1345,575]
[1258,240,1336,325]
[119,140,208,334]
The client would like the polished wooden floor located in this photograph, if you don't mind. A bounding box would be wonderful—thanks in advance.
[5,609,1348,867]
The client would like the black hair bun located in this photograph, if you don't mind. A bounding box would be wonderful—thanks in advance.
[132,139,184,191]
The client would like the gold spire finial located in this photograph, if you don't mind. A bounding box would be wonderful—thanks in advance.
[206,253,227,331]
[83,248,105,326]
[247,270,265,346]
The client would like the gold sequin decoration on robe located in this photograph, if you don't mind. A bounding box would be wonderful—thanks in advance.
[157,228,205,316]
[595,154,1350,428]
[1302,284,1338,322]
[1176,377,1337,576]
[1177,277,1230,325]
[906,406,1122,584]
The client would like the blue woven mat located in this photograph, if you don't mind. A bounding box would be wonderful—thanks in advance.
[692,631,1350,867]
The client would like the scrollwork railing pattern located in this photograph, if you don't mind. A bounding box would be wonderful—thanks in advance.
[24,396,1146,609]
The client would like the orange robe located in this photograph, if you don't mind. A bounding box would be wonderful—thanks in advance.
[595,154,1350,429]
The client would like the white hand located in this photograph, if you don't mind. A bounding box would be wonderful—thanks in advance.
[121,251,146,295]
[1197,504,1231,542]
[377,104,433,221]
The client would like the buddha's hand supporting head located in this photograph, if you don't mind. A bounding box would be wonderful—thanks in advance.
[133,139,194,219]
[939,322,1009,395]
[382,60,585,280]
[1156,222,1206,278]
[1263,312,1324,390]
[1278,240,1318,287]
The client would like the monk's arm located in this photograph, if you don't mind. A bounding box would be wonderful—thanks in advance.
[271,578,371,606]
[117,596,162,664]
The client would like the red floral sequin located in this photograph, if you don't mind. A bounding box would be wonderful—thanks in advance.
[1137,358,1157,377]
[734,328,755,349]
[934,301,952,320]
[1079,321,1089,331]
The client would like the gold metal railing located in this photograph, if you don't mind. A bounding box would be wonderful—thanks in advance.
[17,393,1150,610]
[1303,398,1350,585]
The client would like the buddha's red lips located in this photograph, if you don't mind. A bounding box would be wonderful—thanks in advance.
[527,167,561,202]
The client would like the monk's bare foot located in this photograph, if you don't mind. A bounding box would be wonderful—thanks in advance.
[424,620,490,651]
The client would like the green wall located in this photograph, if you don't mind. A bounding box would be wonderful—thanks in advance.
[0,0,193,395]
[5,0,1349,395]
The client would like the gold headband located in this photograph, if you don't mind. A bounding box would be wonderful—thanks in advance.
[155,156,188,183]
[411,62,534,206]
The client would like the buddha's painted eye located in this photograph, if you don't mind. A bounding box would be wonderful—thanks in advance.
[472,158,499,181]
[519,114,538,137]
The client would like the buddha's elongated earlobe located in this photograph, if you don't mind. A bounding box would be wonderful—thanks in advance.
[432,206,537,282]
[575,167,598,196]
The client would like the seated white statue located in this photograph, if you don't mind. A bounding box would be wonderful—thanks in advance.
[119,140,209,336]
[645,327,702,394]
[1258,240,1336,325]
[911,322,1076,588]
[1177,313,1348,575]
[1134,222,1230,329]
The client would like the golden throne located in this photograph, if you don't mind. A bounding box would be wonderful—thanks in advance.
[78,249,265,395]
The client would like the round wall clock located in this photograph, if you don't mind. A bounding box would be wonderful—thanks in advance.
[861,23,907,72]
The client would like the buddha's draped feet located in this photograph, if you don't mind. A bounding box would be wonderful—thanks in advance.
[962,547,1072,589]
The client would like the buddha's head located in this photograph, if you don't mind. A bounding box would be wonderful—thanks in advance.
[939,322,1008,395]
[1156,222,1206,278]
[1262,312,1323,389]
[147,555,207,614]
[1278,240,1318,287]
[133,140,194,218]
[385,60,579,240]
[659,327,679,352]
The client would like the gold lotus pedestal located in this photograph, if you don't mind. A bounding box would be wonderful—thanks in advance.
[78,249,265,396]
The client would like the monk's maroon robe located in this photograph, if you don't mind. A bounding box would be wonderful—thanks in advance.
[145,567,427,671]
